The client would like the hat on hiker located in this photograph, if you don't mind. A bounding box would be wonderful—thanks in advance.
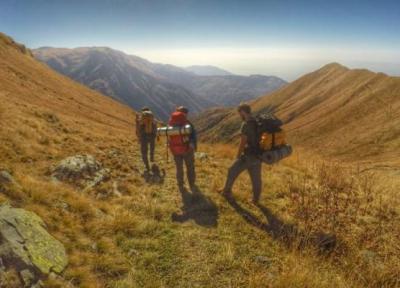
[141,106,150,112]
[237,103,251,114]
[176,106,189,114]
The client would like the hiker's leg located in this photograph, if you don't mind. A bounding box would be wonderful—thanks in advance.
[185,150,196,188]
[248,159,262,203]
[141,138,150,170]
[223,157,247,192]
[150,136,155,162]
[174,155,184,187]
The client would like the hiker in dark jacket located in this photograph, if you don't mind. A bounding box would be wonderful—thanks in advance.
[169,106,197,191]
[220,103,262,204]
[136,107,157,171]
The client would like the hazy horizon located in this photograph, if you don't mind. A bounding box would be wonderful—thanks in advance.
[2,0,400,81]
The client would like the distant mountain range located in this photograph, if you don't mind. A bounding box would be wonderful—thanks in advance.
[33,47,287,119]
[184,65,233,76]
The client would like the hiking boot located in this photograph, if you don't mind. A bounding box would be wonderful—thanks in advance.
[178,184,185,193]
[218,188,232,199]
[189,183,197,193]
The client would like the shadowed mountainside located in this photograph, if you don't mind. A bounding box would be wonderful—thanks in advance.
[33,47,212,120]
[33,47,287,114]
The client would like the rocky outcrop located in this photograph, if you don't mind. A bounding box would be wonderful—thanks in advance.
[0,205,68,287]
[52,154,109,189]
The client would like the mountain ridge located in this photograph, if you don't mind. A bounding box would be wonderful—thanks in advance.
[33,47,287,114]
[185,65,233,76]
[33,46,213,120]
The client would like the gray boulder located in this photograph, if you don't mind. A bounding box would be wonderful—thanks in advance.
[52,154,109,189]
[0,205,68,287]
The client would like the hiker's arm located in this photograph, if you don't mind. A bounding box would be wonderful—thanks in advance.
[135,115,141,140]
[237,135,247,159]
[153,120,158,136]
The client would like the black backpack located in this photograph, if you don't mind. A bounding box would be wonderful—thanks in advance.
[255,113,283,134]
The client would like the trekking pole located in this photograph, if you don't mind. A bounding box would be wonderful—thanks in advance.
[166,129,169,163]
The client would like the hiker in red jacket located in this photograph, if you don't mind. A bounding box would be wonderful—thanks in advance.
[168,107,197,191]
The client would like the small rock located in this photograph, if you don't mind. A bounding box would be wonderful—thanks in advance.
[31,280,44,288]
[20,269,35,287]
[0,170,14,185]
[253,255,272,266]
[53,201,70,211]
[0,256,5,271]
[360,249,377,263]
[112,181,122,197]
[91,242,98,252]
[195,152,209,161]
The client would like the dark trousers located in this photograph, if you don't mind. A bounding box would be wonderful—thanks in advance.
[140,135,155,170]
[173,150,196,188]
[223,154,262,201]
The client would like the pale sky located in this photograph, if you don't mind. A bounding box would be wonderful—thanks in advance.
[130,46,400,81]
[1,0,400,81]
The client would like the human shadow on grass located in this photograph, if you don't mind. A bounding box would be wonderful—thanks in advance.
[172,186,219,227]
[224,196,336,253]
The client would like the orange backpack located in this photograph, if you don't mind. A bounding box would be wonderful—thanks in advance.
[141,111,154,135]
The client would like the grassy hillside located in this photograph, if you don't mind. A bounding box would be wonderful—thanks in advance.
[195,63,400,168]
[1,33,399,287]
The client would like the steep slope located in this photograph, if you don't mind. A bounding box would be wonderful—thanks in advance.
[33,47,212,120]
[195,63,400,166]
[185,65,233,76]
[1,33,399,288]
[33,47,287,110]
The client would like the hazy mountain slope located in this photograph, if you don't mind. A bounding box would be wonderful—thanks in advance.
[184,74,287,106]
[185,65,233,76]
[152,66,287,106]
[2,33,399,288]
[34,47,287,109]
[33,47,211,120]
[195,63,400,166]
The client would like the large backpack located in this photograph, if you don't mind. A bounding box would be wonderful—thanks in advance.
[168,111,191,155]
[256,113,286,151]
[255,113,292,164]
[141,111,155,135]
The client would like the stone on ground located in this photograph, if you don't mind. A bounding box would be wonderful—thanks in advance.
[0,170,14,185]
[0,205,68,286]
[52,154,109,189]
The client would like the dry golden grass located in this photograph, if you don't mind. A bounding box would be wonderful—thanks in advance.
[1,33,399,288]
